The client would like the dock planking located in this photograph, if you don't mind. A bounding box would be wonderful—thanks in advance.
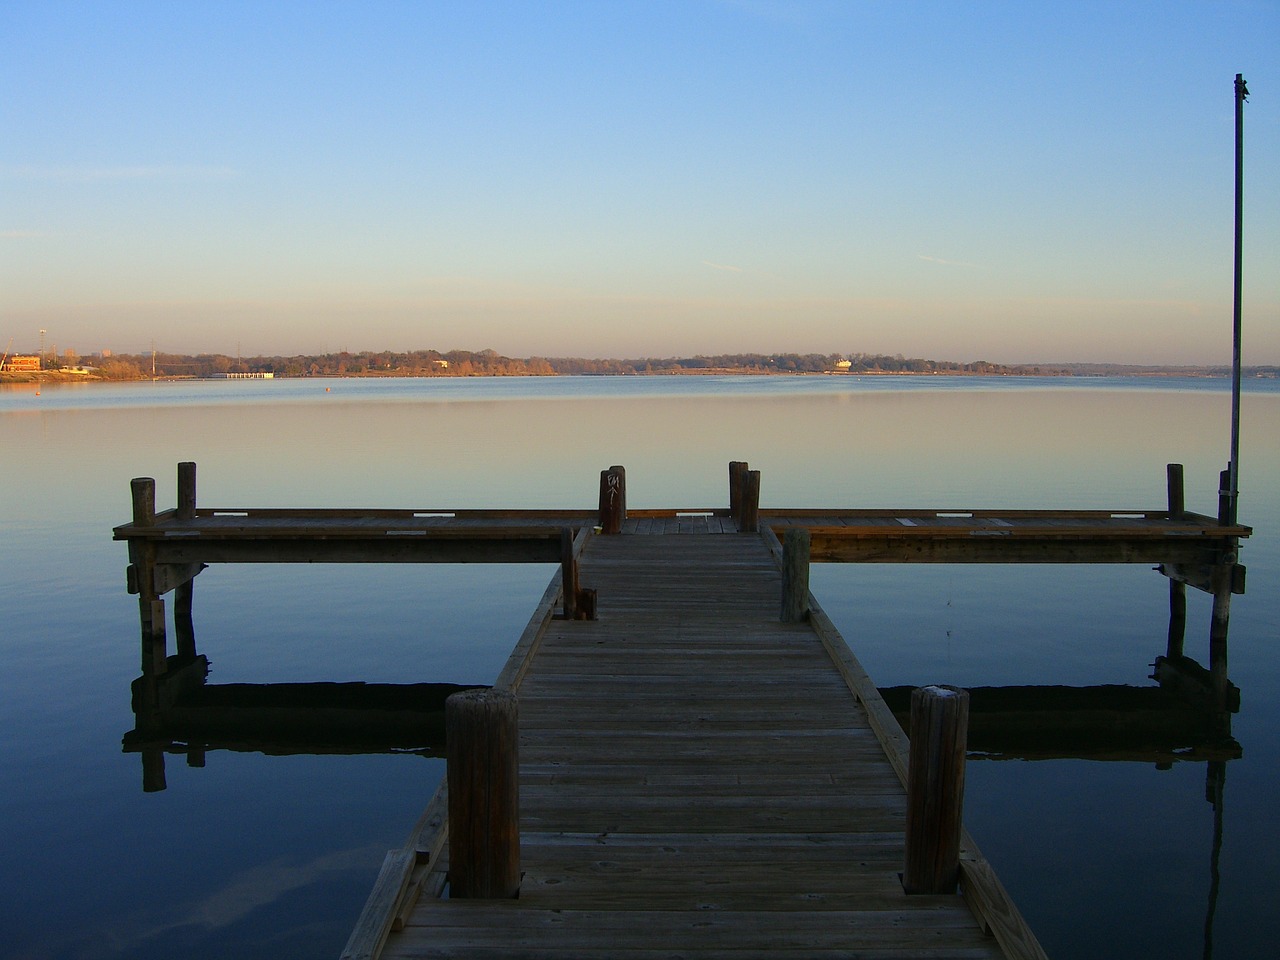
[364,532,1038,960]
[113,461,1249,958]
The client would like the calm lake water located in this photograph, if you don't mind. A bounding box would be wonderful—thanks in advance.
[2,375,1277,959]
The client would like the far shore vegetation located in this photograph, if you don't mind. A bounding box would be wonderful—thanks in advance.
[2,348,1277,382]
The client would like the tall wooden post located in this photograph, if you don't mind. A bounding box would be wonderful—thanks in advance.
[903,685,969,895]
[781,527,810,622]
[131,476,156,528]
[446,689,520,899]
[177,461,197,521]
[729,461,748,520]
[1166,463,1185,520]
[561,528,579,620]
[598,466,625,534]
[610,464,626,520]
[739,470,761,534]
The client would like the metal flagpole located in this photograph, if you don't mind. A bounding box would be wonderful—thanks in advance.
[1228,73,1247,527]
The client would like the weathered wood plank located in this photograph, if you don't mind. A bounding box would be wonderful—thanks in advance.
[339,849,416,960]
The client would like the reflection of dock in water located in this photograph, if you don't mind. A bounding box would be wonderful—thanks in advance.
[113,461,1248,960]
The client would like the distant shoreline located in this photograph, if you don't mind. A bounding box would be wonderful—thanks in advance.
[4,366,1277,384]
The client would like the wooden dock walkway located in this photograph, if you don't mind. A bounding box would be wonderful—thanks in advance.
[351,530,1042,960]
[113,460,1251,956]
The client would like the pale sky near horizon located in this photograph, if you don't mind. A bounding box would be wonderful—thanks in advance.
[3,1,1277,364]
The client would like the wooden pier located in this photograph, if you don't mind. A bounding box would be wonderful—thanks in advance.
[113,461,1249,957]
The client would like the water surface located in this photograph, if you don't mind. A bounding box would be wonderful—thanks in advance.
[2,375,1276,958]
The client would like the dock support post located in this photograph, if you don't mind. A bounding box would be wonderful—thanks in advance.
[598,465,625,534]
[1217,467,1232,526]
[1166,463,1185,520]
[903,685,969,895]
[446,689,520,899]
[729,461,748,520]
[739,469,761,533]
[780,527,810,622]
[561,528,579,620]
[177,461,197,521]
[559,528,596,620]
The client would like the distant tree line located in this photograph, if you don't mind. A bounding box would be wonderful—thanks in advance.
[68,348,1081,381]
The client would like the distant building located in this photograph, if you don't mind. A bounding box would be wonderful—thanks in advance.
[216,371,275,379]
[433,359,449,369]
[2,355,41,372]
[834,359,853,371]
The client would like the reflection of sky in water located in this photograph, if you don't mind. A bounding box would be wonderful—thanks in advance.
[2,379,1278,959]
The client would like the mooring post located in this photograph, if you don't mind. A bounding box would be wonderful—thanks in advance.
[611,464,626,519]
[446,688,520,899]
[729,461,748,521]
[781,527,810,622]
[903,685,969,895]
[739,469,761,533]
[598,465,625,534]
[1166,463,1185,520]
[177,461,197,521]
[1217,467,1232,526]
[561,527,579,620]
[131,476,156,528]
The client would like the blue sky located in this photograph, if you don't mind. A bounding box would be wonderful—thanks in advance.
[3,1,1277,363]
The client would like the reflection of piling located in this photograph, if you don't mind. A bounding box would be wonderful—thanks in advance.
[1166,464,1187,659]
[903,685,969,895]
[446,689,520,899]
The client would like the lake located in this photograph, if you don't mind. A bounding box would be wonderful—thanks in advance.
[2,374,1277,959]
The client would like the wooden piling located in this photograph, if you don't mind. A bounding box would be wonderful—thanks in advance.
[1217,468,1232,526]
[177,461,197,521]
[739,469,761,534]
[598,466,625,534]
[131,477,156,527]
[729,461,748,520]
[1166,463,1185,520]
[610,464,626,519]
[561,528,579,620]
[780,527,810,622]
[904,685,969,895]
[445,689,520,899]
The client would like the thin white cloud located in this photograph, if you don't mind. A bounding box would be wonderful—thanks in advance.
[918,254,980,268]
[0,164,238,182]
[701,259,743,273]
